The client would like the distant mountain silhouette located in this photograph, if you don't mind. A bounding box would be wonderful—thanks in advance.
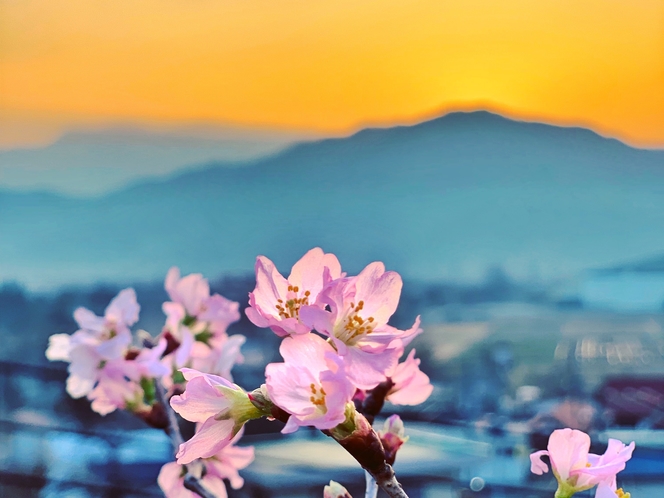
[2,111,663,289]
[0,127,299,196]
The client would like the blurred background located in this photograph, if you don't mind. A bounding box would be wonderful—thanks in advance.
[1,1,664,496]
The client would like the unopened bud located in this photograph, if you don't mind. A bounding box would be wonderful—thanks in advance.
[378,415,408,466]
[323,480,352,498]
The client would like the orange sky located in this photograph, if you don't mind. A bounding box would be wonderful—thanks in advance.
[1,0,663,149]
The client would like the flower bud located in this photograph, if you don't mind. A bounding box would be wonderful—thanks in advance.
[378,415,409,466]
[323,480,352,498]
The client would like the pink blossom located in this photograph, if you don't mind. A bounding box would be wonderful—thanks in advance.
[300,262,421,389]
[161,268,241,372]
[204,431,255,490]
[87,359,142,415]
[265,334,355,434]
[530,428,634,497]
[158,434,254,498]
[246,247,342,337]
[74,288,139,354]
[165,267,211,318]
[386,349,433,405]
[134,337,170,378]
[45,288,144,414]
[190,334,246,382]
[170,369,261,464]
[158,461,227,498]
[47,288,140,367]
[323,481,353,498]
[163,267,240,338]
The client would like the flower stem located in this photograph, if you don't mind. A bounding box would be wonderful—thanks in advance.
[155,380,217,498]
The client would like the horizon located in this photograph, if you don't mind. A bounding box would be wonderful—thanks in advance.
[2,109,662,198]
[2,1,663,149]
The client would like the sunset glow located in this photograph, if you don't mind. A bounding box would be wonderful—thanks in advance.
[1,0,663,148]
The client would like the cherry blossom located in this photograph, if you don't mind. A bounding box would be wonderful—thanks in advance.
[169,368,261,464]
[45,288,145,414]
[158,433,254,498]
[246,247,342,337]
[163,267,240,340]
[46,288,139,366]
[530,428,634,498]
[86,359,142,415]
[161,267,242,375]
[299,262,421,389]
[385,349,433,405]
[190,334,246,382]
[265,334,355,433]
[323,481,353,498]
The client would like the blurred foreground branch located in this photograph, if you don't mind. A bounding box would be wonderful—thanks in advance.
[156,381,217,498]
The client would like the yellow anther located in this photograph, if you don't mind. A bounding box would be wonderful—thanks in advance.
[309,382,327,408]
[275,287,311,319]
[615,488,630,498]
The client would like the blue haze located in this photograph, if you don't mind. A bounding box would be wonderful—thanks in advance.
[1,111,663,289]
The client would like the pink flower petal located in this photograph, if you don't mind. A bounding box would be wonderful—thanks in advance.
[73,307,105,332]
[386,349,433,405]
[176,417,235,464]
[344,345,399,390]
[158,461,192,498]
[594,481,618,498]
[170,375,232,423]
[288,247,342,296]
[279,334,333,375]
[547,428,591,481]
[105,288,140,326]
[530,450,550,475]
[352,262,402,325]
[265,362,318,417]
[200,475,228,498]
[46,334,71,362]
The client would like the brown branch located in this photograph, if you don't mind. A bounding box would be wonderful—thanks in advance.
[359,379,394,424]
[268,404,408,498]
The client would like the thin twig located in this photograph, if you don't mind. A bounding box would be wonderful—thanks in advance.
[156,381,185,447]
[365,470,379,498]
[155,381,217,498]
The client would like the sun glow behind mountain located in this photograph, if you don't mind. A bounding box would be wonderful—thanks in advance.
[1,0,663,149]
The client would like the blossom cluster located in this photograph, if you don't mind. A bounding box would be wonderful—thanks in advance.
[255,248,432,431]
[170,247,434,466]
[44,247,637,498]
[46,269,252,498]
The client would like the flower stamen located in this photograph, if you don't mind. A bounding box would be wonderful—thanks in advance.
[275,287,311,319]
[309,382,327,408]
[335,301,376,345]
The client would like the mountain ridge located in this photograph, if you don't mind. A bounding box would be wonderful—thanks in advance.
[2,110,663,289]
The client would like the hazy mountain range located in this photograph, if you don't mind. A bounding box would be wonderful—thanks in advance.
[2,111,663,289]
[0,126,303,196]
